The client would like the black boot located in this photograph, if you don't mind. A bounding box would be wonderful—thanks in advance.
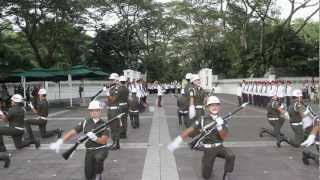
[259,128,267,138]
[115,139,120,150]
[56,128,63,139]
[34,138,40,149]
[110,139,120,150]
[0,152,11,168]
[302,151,310,165]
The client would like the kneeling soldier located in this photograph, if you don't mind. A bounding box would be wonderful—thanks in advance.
[50,100,110,180]
[168,96,235,180]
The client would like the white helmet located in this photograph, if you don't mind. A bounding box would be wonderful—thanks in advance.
[88,100,103,110]
[38,88,47,95]
[11,94,24,103]
[191,74,200,83]
[185,73,192,80]
[109,73,119,80]
[131,88,137,94]
[206,96,220,105]
[119,75,127,82]
[292,89,302,97]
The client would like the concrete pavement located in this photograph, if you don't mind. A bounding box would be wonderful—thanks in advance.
[0,94,318,180]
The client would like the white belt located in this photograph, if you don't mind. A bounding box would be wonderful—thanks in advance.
[268,117,279,121]
[203,143,222,148]
[315,141,320,145]
[195,105,203,109]
[108,106,119,110]
[119,103,127,106]
[14,127,24,131]
[86,145,108,150]
[129,110,139,113]
[291,122,303,126]
[179,110,188,114]
[38,116,47,120]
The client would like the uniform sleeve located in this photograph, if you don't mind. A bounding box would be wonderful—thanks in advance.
[74,121,84,133]
[6,108,14,121]
[189,88,195,97]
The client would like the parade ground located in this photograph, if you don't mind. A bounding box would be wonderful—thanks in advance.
[0,94,318,180]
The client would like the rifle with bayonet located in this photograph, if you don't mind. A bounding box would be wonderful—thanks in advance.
[62,113,125,160]
[189,102,249,150]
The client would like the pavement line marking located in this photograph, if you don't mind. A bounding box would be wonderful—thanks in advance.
[4,141,288,150]
[166,115,265,119]
[48,110,70,117]
[141,107,180,180]
[5,142,149,150]
[33,116,153,121]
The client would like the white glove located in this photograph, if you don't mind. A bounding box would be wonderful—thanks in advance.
[281,112,290,121]
[0,110,3,116]
[86,132,98,141]
[49,139,63,153]
[215,117,224,131]
[189,105,196,119]
[303,107,311,116]
[167,136,183,152]
[28,103,34,109]
[102,87,107,92]
[301,134,316,147]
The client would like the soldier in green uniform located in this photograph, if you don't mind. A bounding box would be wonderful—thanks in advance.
[118,76,129,139]
[0,94,40,152]
[259,93,289,147]
[301,118,319,166]
[107,73,121,150]
[128,88,140,128]
[188,74,207,126]
[168,96,235,180]
[25,88,62,140]
[50,100,110,180]
[177,89,189,127]
[278,89,310,147]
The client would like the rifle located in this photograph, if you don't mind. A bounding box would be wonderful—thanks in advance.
[189,102,249,150]
[62,113,125,160]
[90,89,103,101]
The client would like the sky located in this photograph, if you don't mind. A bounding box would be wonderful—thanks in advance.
[155,0,319,21]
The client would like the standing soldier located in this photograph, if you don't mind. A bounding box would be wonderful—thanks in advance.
[259,93,290,147]
[277,89,311,147]
[0,94,40,152]
[25,88,62,140]
[177,89,189,127]
[188,74,207,126]
[50,100,110,180]
[107,73,121,150]
[118,76,129,139]
[168,96,235,180]
[128,88,140,128]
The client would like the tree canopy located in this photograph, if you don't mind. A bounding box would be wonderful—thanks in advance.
[0,0,318,81]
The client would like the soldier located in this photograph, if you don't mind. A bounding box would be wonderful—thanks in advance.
[128,88,140,128]
[107,73,121,150]
[50,100,110,180]
[168,96,235,180]
[188,74,207,126]
[277,89,311,147]
[0,94,40,152]
[25,88,62,140]
[259,93,289,147]
[118,76,129,139]
[0,111,10,168]
[301,118,319,166]
[177,89,189,127]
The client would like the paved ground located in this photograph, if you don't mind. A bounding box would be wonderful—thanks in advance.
[0,94,318,180]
